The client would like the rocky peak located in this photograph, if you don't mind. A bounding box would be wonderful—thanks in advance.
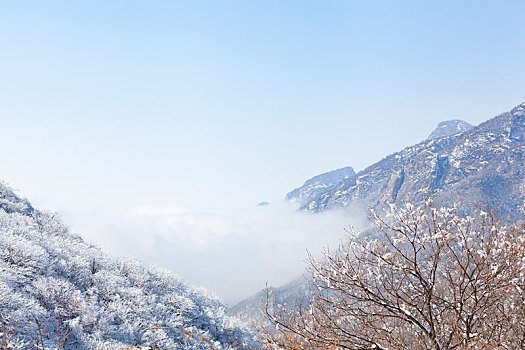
[428,119,473,140]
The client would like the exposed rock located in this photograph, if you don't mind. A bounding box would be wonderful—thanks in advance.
[286,166,356,207]
[428,119,473,139]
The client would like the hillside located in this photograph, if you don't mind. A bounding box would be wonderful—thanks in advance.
[0,182,256,349]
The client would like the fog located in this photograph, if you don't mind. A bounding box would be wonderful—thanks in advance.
[64,199,370,305]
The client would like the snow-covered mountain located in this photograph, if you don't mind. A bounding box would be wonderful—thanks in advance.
[230,101,525,325]
[303,102,525,216]
[0,182,256,349]
[285,166,355,207]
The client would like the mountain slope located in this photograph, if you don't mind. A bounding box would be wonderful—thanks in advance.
[285,166,356,207]
[305,102,525,216]
[227,276,311,329]
[0,182,255,349]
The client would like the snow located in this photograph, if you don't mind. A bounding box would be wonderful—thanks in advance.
[0,183,256,349]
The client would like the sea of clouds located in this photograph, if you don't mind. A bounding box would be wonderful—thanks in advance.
[63,200,370,305]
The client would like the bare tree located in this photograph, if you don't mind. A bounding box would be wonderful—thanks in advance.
[264,201,525,349]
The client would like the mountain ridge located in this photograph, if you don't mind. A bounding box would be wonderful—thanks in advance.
[285,166,356,207]
[301,102,525,216]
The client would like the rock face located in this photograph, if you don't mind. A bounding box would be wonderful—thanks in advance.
[303,102,525,217]
[286,166,356,207]
[428,119,473,139]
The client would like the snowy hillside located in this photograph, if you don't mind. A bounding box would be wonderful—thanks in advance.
[0,182,256,349]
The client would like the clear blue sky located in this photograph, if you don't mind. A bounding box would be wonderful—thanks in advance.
[1,1,524,303]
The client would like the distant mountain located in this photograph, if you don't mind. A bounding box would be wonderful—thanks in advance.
[428,119,473,139]
[304,102,525,217]
[286,166,356,207]
[227,276,311,329]
[0,182,255,349]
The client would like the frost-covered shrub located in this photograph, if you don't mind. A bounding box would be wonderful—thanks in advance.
[0,182,257,349]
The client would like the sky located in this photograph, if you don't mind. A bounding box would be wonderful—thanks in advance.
[0,0,525,304]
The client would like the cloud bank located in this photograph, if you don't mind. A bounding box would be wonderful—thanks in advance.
[65,201,369,305]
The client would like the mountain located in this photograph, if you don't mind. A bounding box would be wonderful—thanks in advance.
[285,166,356,207]
[230,101,525,325]
[428,119,473,139]
[303,102,525,216]
[227,276,311,329]
[0,182,256,349]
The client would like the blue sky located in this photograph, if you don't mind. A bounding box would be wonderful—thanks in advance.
[1,1,525,303]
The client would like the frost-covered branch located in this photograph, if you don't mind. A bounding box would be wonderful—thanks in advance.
[264,200,525,349]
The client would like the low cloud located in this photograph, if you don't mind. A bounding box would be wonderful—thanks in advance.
[65,201,370,305]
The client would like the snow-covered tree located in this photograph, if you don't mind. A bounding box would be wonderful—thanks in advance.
[0,182,257,349]
[264,200,525,349]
